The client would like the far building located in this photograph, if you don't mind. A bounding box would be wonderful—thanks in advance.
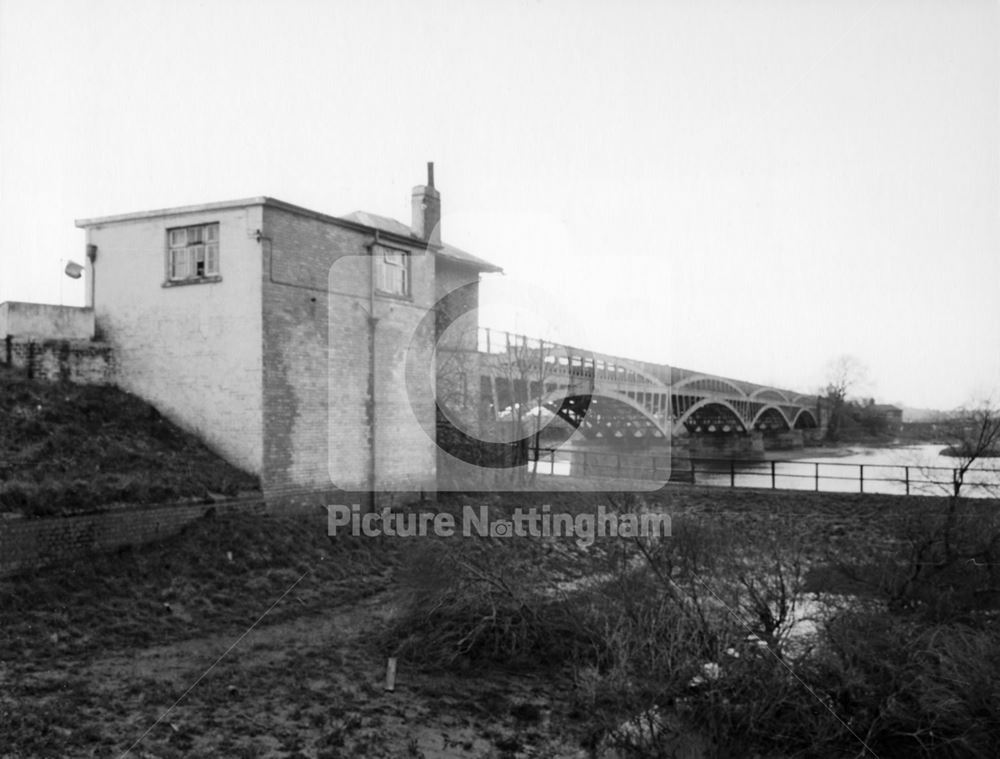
[870,403,904,434]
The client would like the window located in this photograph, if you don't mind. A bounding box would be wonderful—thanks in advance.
[376,246,409,297]
[167,223,220,283]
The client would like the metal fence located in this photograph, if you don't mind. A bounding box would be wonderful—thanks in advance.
[688,457,1000,497]
[525,447,1000,498]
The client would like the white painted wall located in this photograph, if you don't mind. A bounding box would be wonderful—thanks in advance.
[80,204,264,475]
[0,302,95,340]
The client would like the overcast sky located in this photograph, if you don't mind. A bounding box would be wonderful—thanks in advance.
[1,0,997,409]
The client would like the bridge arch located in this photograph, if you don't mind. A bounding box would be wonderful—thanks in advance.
[540,389,670,440]
[750,387,789,403]
[750,405,792,430]
[673,398,748,435]
[791,408,818,429]
[672,376,747,398]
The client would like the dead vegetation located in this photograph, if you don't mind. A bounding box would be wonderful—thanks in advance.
[3,482,1000,757]
[0,363,259,517]
[386,490,1000,758]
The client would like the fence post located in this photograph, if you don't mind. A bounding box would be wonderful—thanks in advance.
[730,458,735,488]
[815,462,819,492]
[905,466,909,496]
[771,460,776,489]
[859,464,864,493]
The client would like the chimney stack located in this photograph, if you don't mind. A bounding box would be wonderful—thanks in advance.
[411,161,441,245]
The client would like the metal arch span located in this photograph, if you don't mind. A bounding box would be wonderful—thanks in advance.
[791,408,819,429]
[673,398,749,435]
[750,387,789,403]
[455,328,821,445]
[540,389,671,440]
[673,375,748,398]
[750,404,792,430]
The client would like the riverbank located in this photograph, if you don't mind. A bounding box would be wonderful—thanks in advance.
[4,486,998,757]
[760,444,855,461]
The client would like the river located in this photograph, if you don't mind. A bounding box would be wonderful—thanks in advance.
[526,443,1000,498]
[690,443,1000,498]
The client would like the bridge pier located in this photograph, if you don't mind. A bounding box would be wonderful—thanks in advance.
[761,429,804,451]
[686,431,765,460]
[802,428,822,446]
[564,442,672,481]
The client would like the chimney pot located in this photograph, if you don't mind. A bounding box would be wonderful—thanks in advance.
[412,163,441,244]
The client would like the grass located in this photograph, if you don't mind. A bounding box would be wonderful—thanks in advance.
[4,479,1000,757]
[0,362,259,516]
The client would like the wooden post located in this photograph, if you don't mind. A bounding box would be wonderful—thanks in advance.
[814,462,819,491]
[770,460,776,489]
[549,448,555,475]
[385,657,397,691]
[859,464,864,493]
[905,466,910,496]
[730,458,735,488]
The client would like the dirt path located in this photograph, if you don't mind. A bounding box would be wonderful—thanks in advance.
[5,586,591,759]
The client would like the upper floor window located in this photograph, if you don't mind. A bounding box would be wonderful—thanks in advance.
[167,223,220,283]
[376,246,409,297]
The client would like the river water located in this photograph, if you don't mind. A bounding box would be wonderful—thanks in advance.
[527,443,1000,498]
[691,443,1000,498]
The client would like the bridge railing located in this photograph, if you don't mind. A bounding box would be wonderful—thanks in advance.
[687,457,1000,498]
[477,327,661,386]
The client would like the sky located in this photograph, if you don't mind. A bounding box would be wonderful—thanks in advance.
[0,0,997,409]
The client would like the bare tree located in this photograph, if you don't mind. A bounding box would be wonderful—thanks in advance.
[480,331,557,482]
[821,355,870,442]
[436,324,556,483]
[882,397,1000,615]
[941,399,1000,497]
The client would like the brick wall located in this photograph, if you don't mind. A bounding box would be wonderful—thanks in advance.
[0,498,268,578]
[261,206,438,507]
[2,338,116,385]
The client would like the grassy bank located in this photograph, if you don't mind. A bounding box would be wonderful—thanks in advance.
[0,363,259,517]
[3,487,999,757]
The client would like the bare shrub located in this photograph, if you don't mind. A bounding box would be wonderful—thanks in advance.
[816,611,1000,758]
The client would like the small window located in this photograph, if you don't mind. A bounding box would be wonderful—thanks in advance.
[375,246,409,297]
[167,223,220,283]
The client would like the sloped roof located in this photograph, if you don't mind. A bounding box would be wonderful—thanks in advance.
[341,210,502,273]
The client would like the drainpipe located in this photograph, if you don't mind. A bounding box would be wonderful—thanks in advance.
[86,244,98,312]
[366,231,381,511]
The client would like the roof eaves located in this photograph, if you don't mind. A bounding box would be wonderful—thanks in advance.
[436,247,503,274]
[73,197,429,251]
[75,197,271,228]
